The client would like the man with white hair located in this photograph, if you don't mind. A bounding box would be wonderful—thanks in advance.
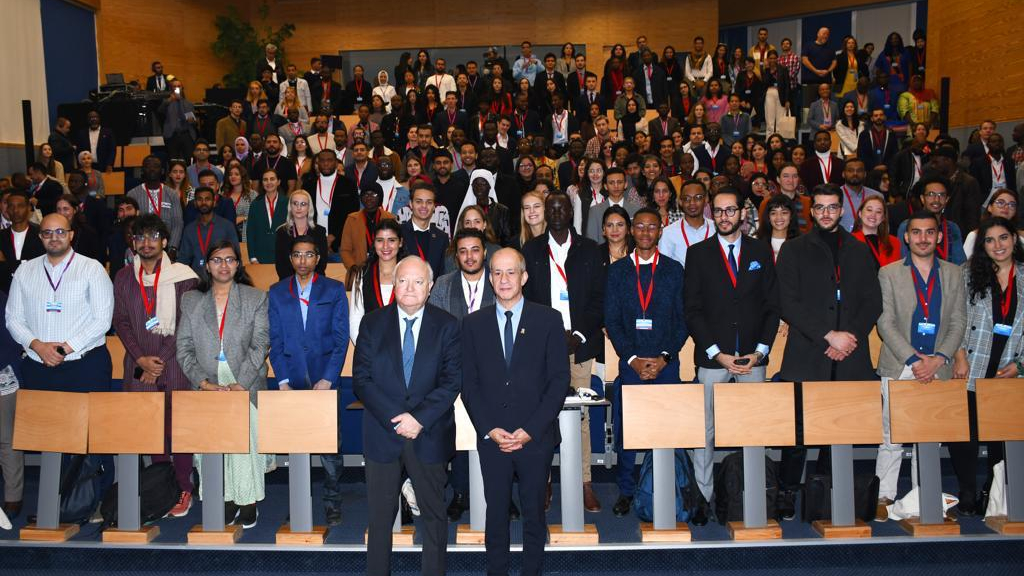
[260,43,280,83]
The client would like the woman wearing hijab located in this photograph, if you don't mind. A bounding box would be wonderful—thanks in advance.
[233,136,255,178]
[458,169,512,247]
[372,70,397,114]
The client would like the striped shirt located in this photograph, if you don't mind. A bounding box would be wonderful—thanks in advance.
[5,250,113,362]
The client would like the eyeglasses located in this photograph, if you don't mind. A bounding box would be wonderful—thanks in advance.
[132,232,163,242]
[812,204,842,214]
[923,191,948,199]
[993,199,1018,210]
[290,251,317,260]
[682,194,706,203]
[209,256,239,266]
[632,223,661,232]
[712,206,740,217]
[39,229,70,238]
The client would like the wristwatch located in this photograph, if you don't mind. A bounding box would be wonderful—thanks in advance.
[660,351,672,364]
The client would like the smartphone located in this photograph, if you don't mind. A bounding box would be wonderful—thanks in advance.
[173,87,181,95]
[56,346,66,356]
[734,358,750,366]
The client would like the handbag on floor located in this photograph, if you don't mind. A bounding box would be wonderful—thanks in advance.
[59,454,104,525]
[801,473,880,523]
[777,111,797,140]
[99,461,179,527]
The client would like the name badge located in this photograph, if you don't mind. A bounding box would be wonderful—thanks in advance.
[516,129,524,138]
[744,89,751,95]
[836,289,841,302]
[994,323,1013,336]
[733,131,740,137]
[145,317,160,331]
[883,104,891,109]
[876,149,882,156]
[161,201,173,208]
[217,349,227,362]
[635,318,653,331]
[356,97,363,102]
[199,259,205,267]
[710,104,720,110]
[917,322,937,336]
[559,290,569,301]
[323,208,331,216]
[666,76,673,82]
[45,301,63,313]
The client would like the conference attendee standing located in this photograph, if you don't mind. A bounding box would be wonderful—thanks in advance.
[112,214,200,517]
[521,192,606,512]
[129,155,185,249]
[658,179,713,266]
[245,170,289,265]
[895,175,967,265]
[176,240,270,529]
[461,248,570,576]
[774,184,881,519]
[837,158,883,231]
[302,150,361,255]
[178,187,239,277]
[0,290,25,519]
[604,208,687,516]
[874,210,965,513]
[683,188,780,524]
[268,235,349,526]
[0,191,44,293]
[354,256,461,576]
[426,229,495,521]
[951,217,1024,516]
[401,184,449,276]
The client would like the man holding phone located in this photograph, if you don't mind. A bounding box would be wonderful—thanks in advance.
[683,186,781,524]
[111,214,200,518]
[159,78,197,162]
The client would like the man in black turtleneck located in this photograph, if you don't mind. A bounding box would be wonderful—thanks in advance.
[773,183,881,522]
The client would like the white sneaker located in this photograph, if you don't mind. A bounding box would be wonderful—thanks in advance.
[402,479,420,516]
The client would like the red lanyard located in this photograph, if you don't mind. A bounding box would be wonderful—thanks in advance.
[718,242,740,288]
[553,111,566,134]
[864,235,882,264]
[514,111,525,131]
[322,81,331,99]
[218,293,229,342]
[384,184,396,211]
[355,166,364,188]
[841,186,862,211]
[821,101,832,123]
[989,155,1005,183]
[936,217,949,260]
[447,109,457,126]
[411,228,426,259]
[363,210,379,245]
[138,262,161,318]
[681,220,709,247]
[872,128,885,151]
[147,186,163,215]
[634,250,659,316]
[231,191,243,210]
[371,262,394,308]
[317,133,329,151]
[911,266,937,320]
[645,65,653,81]
[44,252,75,293]
[355,77,364,95]
[266,194,277,222]
[465,277,479,312]
[318,174,338,206]
[255,116,268,134]
[709,146,719,171]
[288,273,318,306]
[196,222,214,256]
[548,241,571,286]
[1001,270,1016,322]
[818,155,832,181]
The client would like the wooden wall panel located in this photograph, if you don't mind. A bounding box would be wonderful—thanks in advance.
[926,0,1024,128]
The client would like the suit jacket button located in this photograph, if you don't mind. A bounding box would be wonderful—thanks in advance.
[968,349,974,354]
[971,326,977,331]
[502,403,508,408]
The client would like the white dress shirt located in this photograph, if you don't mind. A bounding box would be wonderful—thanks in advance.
[347,272,394,345]
[11,228,26,258]
[658,217,713,267]
[398,305,425,349]
[88,128,100,156]
[315,172,338,230]
[462,274,485,314]
[548,234,573,331]
[6,251,113,362]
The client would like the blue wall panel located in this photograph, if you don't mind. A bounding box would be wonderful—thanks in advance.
[40,0,97,127]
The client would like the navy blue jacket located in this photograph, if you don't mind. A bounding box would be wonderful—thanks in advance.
[605,252,688,364]
[267,275,349,389]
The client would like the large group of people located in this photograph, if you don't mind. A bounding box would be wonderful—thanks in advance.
[1,25,1023,576]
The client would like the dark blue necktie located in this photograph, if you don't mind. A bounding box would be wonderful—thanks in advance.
[402,317,416,387]
[503,311,514,366]
[728,244,738,276]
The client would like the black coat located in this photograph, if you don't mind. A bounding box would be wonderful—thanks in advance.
[632,64,669,106]
[401,221,449,277]
[683,235,780,369]
[521,231,606,363]
[0,224,45,293]
[301,173,360,251]
[857,128,900,170]
[775,228,881,381]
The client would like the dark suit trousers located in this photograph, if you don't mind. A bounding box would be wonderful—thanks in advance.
[479,438,554,576]
[365,440,448,576]
[613,360,680,496]
[948,390,1003,506]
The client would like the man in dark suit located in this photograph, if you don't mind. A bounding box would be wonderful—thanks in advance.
[432,92,469,147]
[970,133,1017,203]
[604,207,687,516]
[309,65,344,116]
[426,228,495,521]
[353,256,461,576]
[302,150,360,254]
[647,103,682,142]
[565,55,590,100]
[0,191,44,293]
[25,163,65,216]
[690,123,731,174]
[522,192,606,512]
[401,184,449,276]
[542,93,579,157]
[683,188,781,525]
[75,111,117,172]
[857,108,900,170]
[573,73,602,121]
[47,117,76,172]
[461,247,569,576]
[268,235,349,526]
[774,183,882,520]
[633,49,668,107]
[532,53,567,101]
[627,35,658,74]
[511,94,543,143]
[800,130,847,189]
[145,61,168,91]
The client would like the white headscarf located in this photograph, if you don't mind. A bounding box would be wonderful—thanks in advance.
[459,169,499,219]
[373,69,397,113]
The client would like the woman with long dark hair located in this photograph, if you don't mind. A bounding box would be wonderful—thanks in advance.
[412,49,432,89]
[963,189,1024,259]
[347,219,406,343]
[755,193,800,261]
[835,100,864,158]
[394,52,413,90]
[486,75,514,117]
[875,32,910,93]
[598,205,633,266]
[951,216,1024,516]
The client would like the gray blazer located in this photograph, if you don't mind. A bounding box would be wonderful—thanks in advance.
[961,263,1024,390]
[877,258,967,379]
[176,283,270,404]
[585,199,643,242]
[428,269,495,320]
[805,98,841,130]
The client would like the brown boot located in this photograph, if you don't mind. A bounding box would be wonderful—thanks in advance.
[583,482,601,513]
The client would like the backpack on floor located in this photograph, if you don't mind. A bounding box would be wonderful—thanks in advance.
[59,454,104,525]
[802,473,880,523]
[714,451,779,524]
[634,448,695,522]
[100,461,180,527]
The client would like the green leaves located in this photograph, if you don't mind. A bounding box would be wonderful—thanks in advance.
[210,3,295,88]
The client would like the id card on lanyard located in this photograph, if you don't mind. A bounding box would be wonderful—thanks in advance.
[634,250,659,330]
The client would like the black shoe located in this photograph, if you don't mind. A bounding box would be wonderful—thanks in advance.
[401,496,414,525]
[776,490,796,521]
[978,490,990,515]
[613,495,634,517]
[325,506,342,527]
[2,500,22,519]
[691,496,709,527]
[239,504,258,529]
[955,493,978,517]
[224,501,240,525]
[447,492,469,523]
[509,501,520,521]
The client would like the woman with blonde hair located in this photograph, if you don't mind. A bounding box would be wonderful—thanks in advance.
[244,81,267,124]
[274,188,328,279]
[274,86,309,126]
[518,190,547,248]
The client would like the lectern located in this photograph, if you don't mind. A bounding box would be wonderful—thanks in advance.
[88,392,165,543]
[622,384,705,542]
[714,382,796,540]
[802,381,883,538]
[13,390,89,542]
[257,390,338,545]
[454,395,486,545]
[171,390,249,544]
[975,378,1024,534]
[889,379,968,536]
[549,396,609,545]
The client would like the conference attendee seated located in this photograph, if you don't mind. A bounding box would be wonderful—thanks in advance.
[178,187,239,278]
[268,235,349,526]
[400,182,449,276]
[176,240,269,530]
[341,183,396,270]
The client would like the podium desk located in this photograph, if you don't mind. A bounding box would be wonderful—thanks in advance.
[258,390,338,545]
[171,391,250,544]
[549,397,610,545]
[976,378,1024,534]
[889,379,969,536]
[714,382,796,540]
[622,385,705,542]
[802,381,883,538]
[13,390,89,542]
